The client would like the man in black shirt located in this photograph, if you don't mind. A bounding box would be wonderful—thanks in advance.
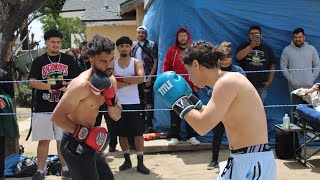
[236,26,275,103]
[78,41,91,71]
[28,29,77,180]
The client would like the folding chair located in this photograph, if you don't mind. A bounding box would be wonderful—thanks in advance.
[291,93,320,165]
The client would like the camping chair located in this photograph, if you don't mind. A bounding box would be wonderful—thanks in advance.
[291,93,320,165]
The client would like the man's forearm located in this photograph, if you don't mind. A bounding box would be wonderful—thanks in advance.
[184,109,217,136]
[149,59,158,76]
[117,81,130,88]
[236,46,253,60]
[123,77,144,84]
[268,64,276,82]
[29,80,51,90]
[107,102,122,121]
[52,114,77,134]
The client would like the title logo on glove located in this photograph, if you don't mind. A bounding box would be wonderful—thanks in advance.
[158,80,173,95]
[96,132,106,146]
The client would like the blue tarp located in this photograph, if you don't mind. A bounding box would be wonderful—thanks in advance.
[143,0,320,144]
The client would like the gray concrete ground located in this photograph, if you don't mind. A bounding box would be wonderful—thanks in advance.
[6,109,320,179]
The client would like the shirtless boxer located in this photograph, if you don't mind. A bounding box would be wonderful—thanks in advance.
[51,35,122,180]
[154,41,276,179]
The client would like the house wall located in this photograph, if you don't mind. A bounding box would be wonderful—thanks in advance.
[86,25,138,58]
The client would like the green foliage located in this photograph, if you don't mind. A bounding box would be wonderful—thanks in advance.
[40,15,86,49]
[38,0,86,49]
[15,83,32,108]
[38,0,66,18]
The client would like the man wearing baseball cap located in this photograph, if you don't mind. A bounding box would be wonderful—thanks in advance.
[131,25,158,134]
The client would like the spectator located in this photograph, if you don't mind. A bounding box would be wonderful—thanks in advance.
[0,68,17,180]
[28,29,77,180]
[65,49,82,76]
[131,26,158,133]
[236,25,275,103]
[65,49,77,61]
[162,27,200,145]
[293,83,320,133]
[78,41,91,71]
[207,42,246,170]
[280,27,320,93]
[115,36,150,174]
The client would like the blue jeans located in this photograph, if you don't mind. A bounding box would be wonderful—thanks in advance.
[257,87,268,103]
[296,104,320,131]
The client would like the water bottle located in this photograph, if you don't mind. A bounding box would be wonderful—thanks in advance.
[283,114,290,129]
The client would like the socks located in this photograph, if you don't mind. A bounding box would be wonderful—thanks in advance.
[137,151,144,156]
[62,166,68,171]
[37,169,44,174]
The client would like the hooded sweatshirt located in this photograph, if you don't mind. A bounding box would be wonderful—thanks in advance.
[163,27,195,89]
[281,41,320,90]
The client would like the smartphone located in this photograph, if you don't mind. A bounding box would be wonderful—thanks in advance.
[253,33,260,40]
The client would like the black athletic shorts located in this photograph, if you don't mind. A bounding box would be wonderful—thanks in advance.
[115,104,144,137]
[60,132,114,180]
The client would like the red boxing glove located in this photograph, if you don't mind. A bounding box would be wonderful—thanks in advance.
[73,125,109,152]
[102,85,117,106]
[115,76,124,82]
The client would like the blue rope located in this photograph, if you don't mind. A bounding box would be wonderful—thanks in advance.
[0,104,312,116]
[1,67,320,83]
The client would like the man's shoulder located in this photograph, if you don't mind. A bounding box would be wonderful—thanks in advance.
[33,53,47,61]
[60,53,74,63]
[166,45,176,52]
[132,41,139,46]
[236,42,249,51]
[68,74,89,91]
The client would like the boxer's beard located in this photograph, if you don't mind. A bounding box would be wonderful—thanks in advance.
[120,51,128,57]
[94,65,113,77]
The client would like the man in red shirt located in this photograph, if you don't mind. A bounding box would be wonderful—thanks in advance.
[162,28,200,145]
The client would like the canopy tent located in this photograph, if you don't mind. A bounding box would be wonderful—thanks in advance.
[143,0,320,144]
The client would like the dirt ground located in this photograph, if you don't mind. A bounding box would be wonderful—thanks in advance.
[6,109,320,180]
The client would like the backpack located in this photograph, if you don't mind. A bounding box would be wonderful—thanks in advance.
[46,155,62,176]
[14,157,37,177]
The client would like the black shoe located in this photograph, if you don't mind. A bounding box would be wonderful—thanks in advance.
[31,171,45,180]
[109,146,116,152]
[119,153,132,171]
[61,170,71,179]
[137,155,150,174]
[207,160,219,170]
[145,127,156,133]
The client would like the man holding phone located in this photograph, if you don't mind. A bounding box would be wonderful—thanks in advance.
[236,26,275,103]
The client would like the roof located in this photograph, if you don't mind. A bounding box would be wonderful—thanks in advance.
[61,0,135,21]
[61,0,87,11]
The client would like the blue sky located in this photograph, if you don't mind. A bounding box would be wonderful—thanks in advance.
[30,18,45,48]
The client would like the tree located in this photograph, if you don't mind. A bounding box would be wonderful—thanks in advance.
[0,0,49,69]
[39,0,86,49]
[40,15,86,49]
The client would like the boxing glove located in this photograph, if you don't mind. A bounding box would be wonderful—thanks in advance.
[73,125,109,152]
[154,71,194,118]
[89,71,112,95]
[185,84,203,110]
[102,85,117,106]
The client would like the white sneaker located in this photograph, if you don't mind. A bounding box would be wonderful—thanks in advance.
[187,137,200,145]
[168,138,179,145]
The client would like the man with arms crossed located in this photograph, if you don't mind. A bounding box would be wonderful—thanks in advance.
[154,41,276,179]
[51,35,122,180]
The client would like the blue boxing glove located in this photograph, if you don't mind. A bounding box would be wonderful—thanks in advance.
[185,85,203,110]
[154,71,194,118]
